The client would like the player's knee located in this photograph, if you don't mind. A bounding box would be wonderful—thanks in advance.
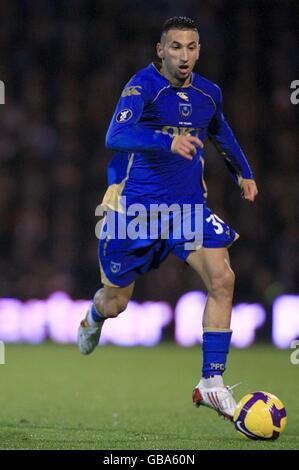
[103,295,129,318]
[209,268,235,299]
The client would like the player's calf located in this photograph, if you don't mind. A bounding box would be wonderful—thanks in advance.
[96,284,134,318]
[102,294,129,318]
[207,266,235,302]
[78,285,133,355]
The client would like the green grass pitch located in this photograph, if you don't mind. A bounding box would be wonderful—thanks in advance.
[0,343,298,450]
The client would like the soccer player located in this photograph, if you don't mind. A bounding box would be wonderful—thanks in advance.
[78,16,258,421]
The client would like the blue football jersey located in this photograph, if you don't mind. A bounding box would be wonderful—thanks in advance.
[103,63,254,209]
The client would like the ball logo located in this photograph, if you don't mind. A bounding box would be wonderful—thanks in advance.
[116,109,133,123]
[235,420,257,439]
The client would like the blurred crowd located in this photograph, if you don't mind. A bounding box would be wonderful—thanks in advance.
[0,0,298,306]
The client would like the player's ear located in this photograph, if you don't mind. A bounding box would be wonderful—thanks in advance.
[156,42,164,60]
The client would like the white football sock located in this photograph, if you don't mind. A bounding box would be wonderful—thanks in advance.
[87,306,105,326]
[201,375,224,388]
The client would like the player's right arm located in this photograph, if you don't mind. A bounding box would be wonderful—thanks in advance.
[105,77,202,158]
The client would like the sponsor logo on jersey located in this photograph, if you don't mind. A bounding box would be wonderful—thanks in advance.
[159,125,200,138]
[177,92,189,101]
[121,86,142,97]
[116,109,133,123]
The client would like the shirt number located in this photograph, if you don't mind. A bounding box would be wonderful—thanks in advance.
[206,214,224,234]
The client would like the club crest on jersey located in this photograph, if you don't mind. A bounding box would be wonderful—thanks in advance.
[179,103,192,118]
[110,261,121,273]
[116,109,133,123]
[177,92,189,101]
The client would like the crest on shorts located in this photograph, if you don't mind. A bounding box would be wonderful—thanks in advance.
[110,261,121,273]
[179,102,192,118]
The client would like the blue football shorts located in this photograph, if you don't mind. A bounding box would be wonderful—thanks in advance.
[98,204,239,287]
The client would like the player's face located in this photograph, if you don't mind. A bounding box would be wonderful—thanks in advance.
[157,29,200,86]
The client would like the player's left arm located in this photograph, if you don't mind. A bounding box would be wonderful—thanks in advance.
[208,87,258,202]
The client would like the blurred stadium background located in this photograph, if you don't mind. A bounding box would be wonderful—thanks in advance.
[0,0,298,451]
[0,0,298,345]
[0,0,299,304]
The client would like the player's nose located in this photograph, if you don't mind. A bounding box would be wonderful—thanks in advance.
[180,48,189,62]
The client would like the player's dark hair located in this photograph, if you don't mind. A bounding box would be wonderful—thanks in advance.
[161,16,200,41]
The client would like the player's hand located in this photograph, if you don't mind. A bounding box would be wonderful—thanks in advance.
[171,135,204,160]
[240,179,258,202]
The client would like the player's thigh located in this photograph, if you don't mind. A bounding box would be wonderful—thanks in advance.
[186,247,234,292]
